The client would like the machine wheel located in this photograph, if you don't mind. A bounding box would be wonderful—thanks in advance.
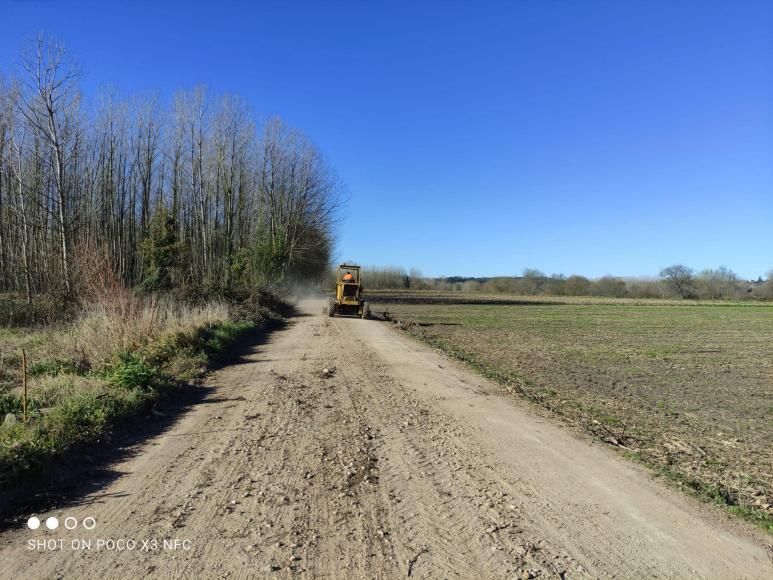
[361,302,370,319]
[327,299,336,317]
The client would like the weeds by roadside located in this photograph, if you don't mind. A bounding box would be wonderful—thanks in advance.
[0,292,287,490]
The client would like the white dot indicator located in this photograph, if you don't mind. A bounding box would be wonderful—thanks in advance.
[64,517,78,530]
[45,517,59,530]
[83,517,96,530]
[27,517,40,530]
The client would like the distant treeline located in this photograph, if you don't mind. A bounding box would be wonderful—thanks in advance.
[351,265,773,300]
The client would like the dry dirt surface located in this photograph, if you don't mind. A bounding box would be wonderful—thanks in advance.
[0,298,770,579]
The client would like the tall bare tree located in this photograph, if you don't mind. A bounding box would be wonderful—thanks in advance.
[660,264,695,299]
[17,35,82,295]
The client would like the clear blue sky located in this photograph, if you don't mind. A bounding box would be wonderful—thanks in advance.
[1,0,771,279]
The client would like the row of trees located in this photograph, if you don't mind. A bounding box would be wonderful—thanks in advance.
[335,266,423,290]
[361,265,773,300]
[0,36,341,303]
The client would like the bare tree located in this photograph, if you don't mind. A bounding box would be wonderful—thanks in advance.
[696,266,739,299]
[256,118,341,283]
[565,275,591,296]
[131,94,161,237]
[0,75,8,290]
[17,35,81,296]
[520,268,545,295]
[660,264,695,298]
[7,82,35,304]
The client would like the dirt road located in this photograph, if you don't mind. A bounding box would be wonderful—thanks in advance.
[1,299,770,579]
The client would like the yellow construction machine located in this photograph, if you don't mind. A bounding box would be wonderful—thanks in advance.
[328,264,370,319]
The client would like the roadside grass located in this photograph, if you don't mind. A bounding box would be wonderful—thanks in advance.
[380,297,773,533]
[0,295,286,489]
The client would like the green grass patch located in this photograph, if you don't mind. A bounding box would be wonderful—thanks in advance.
[29,358,87,377]
[108,354,161,390]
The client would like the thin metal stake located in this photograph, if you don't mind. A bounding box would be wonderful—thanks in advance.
[21,348,28,423]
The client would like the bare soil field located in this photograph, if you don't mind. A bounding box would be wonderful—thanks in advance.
[0,298,770,579]
[373,295,773,530]
[364,289,754,306]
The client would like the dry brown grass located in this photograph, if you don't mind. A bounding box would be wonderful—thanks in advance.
[67,298,231,368]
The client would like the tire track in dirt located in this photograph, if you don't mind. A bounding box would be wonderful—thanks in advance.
[324,320,584,579]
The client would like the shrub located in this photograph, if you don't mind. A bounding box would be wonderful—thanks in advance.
[203,321,255,356]
[108,354,159,390]
[0,424,42,483]
[43,392,110,448]
[0,295,73,327]
[0,393,22,416]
